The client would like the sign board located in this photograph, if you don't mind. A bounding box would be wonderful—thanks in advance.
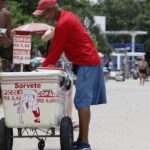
[13,35,32,64]
[115,47,130,53]
[94,16,106,32]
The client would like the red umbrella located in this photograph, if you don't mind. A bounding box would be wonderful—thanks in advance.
[12,23,53,35]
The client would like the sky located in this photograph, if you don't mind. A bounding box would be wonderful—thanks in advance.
[90,0,98,3]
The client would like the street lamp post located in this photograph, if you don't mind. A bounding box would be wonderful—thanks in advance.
[124,48,129,79]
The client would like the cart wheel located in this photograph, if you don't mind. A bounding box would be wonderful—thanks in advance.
[0,118,13,150]
[38,139,45,150]
[60,116,73,150]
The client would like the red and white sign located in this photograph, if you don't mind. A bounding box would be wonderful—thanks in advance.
[13,35,32,64]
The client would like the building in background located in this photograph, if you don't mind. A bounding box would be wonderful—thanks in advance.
[94,16,147,74]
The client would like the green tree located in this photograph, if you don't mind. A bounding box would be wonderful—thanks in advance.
[92,0,150,52]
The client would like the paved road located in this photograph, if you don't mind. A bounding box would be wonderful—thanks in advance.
[0,79,150,150]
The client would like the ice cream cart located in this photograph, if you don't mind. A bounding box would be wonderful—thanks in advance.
[0,67,73,150]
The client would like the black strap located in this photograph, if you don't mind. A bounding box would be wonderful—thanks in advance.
[72,64,80,75]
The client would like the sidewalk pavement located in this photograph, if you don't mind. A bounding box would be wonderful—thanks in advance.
[0,79,150,150]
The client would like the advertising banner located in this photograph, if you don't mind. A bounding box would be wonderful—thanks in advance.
[13,35,32,64]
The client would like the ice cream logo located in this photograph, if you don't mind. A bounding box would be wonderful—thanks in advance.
[13,89,40,124]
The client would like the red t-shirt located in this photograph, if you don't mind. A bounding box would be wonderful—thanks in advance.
[42,10,102,67]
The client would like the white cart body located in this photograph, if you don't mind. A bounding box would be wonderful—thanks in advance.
[0,69,68,128]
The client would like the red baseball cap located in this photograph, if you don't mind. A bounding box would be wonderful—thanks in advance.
[32,0,57,16]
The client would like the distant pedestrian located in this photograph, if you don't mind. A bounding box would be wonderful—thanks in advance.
[138,57,148,85]
[108,59,113,72]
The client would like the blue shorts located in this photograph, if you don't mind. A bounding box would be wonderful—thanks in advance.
[74,66,107,110]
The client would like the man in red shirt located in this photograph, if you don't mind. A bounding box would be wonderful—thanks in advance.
[33,0,107,149]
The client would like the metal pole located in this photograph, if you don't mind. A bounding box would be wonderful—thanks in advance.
[131,34,136,62]
[124,48,129,79]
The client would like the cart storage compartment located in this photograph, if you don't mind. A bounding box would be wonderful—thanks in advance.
[0,70,68,128]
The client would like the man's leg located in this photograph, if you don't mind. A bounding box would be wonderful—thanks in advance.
[78,107,91,144]
[139,74,142,85]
